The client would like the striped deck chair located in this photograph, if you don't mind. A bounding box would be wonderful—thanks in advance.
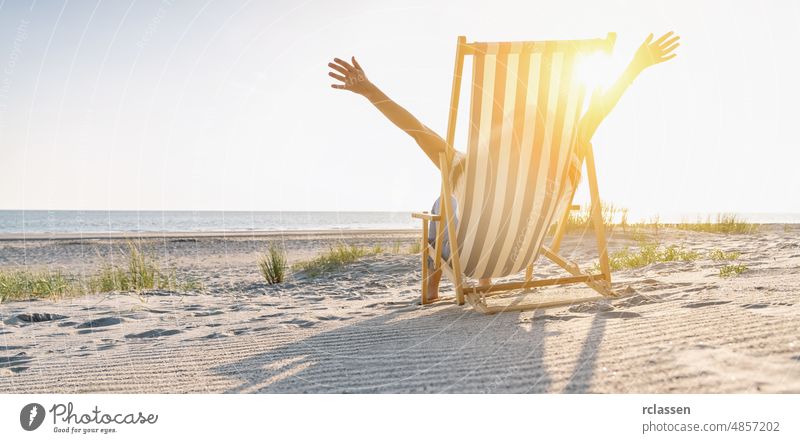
[412,34,617,314]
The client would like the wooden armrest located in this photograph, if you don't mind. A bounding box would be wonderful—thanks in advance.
[411,212,441,221]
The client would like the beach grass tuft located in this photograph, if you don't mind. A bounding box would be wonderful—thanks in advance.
[676,214,756,234]
[87,242,194,293]
[551,202,634,234]
[293,243,372,277]
[0,242,200,302]
[258,243,288,285]
[596,242,700,272]
[720,264,747,278]
[708,249,741,261]
[0,269,75,302]
[407,240,422,255]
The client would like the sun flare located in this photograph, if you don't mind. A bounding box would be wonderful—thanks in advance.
[575,52,617,92]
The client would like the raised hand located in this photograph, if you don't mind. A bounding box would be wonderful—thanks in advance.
[328,56,374,96]
[632,32,680,71]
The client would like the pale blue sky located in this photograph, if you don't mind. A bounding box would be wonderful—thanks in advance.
[1,0,798,219]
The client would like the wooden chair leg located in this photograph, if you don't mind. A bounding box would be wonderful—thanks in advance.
[524,264,533,282]
[421,220,429,305]
[585,144,611,284]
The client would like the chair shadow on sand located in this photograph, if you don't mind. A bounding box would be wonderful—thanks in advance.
[211,299,608,393]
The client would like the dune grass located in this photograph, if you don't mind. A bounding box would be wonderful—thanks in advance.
[720,264,747,278]
[554,202,626,234]
[708,249,741,261]
[601,242,701,271]
[293,243,374,277]
[258,243,288,285]
[407,240,422,255]
[591,240,747,279]
[0,270,75,302]
[88,242,196,293]
[0,242,200,302]
[676,214,756,234]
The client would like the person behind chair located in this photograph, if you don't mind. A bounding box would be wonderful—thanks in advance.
[328,32,679,302]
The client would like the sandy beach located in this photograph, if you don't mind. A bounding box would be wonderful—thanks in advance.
[1,226,799,393]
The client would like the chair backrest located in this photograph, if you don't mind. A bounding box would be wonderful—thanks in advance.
[453,36,614,279]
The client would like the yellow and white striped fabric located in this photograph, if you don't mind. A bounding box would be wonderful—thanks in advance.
[454,41,586,279]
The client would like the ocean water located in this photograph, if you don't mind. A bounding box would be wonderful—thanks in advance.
[0,210,418,235]
[0,210,797,235]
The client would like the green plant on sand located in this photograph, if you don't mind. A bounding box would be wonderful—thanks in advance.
[0,242,200,302]
[258,243,288,285]
[293,243,374,277]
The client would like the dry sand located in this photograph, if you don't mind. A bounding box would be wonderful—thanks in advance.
[1,226,799,393]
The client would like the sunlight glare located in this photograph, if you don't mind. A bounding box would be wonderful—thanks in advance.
[575,52,616,93]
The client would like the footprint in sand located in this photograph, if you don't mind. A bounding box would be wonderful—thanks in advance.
[77,329,113,335]
[146,309,172,314]
[124,329,182,339]
[617,293,663,308]
[249,313,285,322]
[75,317,123,329]
[599,311,641,319]
[741,303,770,309]
[682,300,731,309]
[521,314,583,322]
[0,351,32,370]
[2,313,60,326]
[228,305,258,312]
[16,313,68,323]
[200,332,229,339]
[280,318,318,328]
[569,301,614,313]
[314,314,353,321]
[364,301,412,309]
[683,284,718,293]
[251,326,274,332]
[96,342,117,351]
[193,310,224,317]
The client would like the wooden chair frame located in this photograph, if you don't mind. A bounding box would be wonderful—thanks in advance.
[411,35,616,314]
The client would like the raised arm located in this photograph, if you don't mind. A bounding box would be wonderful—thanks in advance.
[328,56,450,169]
[578,32,680,145]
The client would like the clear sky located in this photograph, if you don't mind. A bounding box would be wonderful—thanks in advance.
[1,0,798,219]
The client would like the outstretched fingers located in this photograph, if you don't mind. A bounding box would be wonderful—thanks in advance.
[328,56,369,93]
[333,57,355,72]
[328,71,345,82]
[661,42,680,55]
[653,31,674,46]
[659,35,680,50]
[659,53,677,63]
[328,62,349,76]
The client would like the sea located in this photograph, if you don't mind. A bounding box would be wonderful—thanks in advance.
[0,210,418,235]
[0,210,798,236]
